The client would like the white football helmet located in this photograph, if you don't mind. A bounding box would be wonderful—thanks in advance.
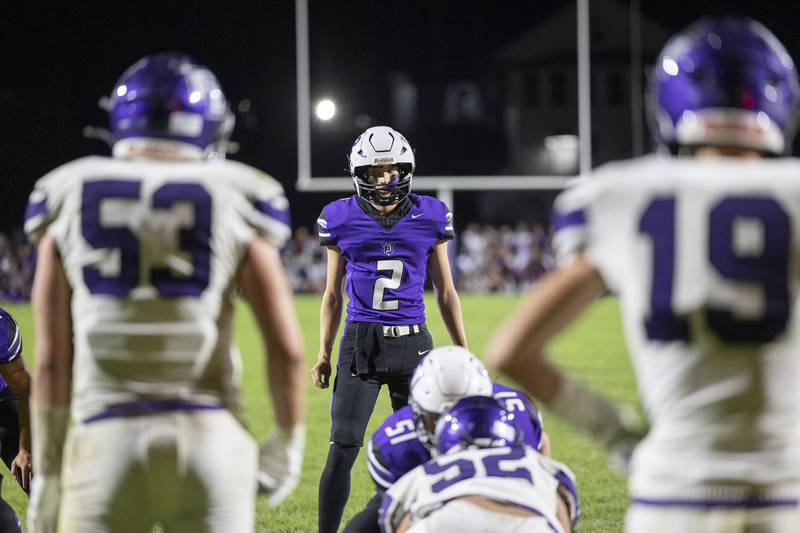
[409,346,492,448]
[348,126,415,206]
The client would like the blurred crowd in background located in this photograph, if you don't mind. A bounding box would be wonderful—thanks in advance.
[0,223,555,301]
[0,231,36,302]
[283,222,556,293]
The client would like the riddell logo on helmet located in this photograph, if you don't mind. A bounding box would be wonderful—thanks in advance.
[373,156,395,165]
[702,118,764,138]
[127,143,183,158]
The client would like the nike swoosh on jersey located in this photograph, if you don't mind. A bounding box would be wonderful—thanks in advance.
[418,349,430,356]
[411,213,423,219]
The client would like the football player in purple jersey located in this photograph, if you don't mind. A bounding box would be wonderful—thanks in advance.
[344,346,550,533]
[0,308,33,532]
[312,126,468,532]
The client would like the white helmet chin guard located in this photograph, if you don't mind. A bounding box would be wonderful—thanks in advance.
[348,126,415,206]
[409,346,492,449]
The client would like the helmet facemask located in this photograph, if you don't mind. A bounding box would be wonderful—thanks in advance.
[352,163,413,206]
[410,395,451,456]
[348,126,416,204]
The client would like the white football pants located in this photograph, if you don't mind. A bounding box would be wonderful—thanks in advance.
[58,409,257,532]
[405,500,563,533]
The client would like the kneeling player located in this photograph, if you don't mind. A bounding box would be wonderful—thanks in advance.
[380,395,578,533]
[0,308,33,532]
[344,346,549,532]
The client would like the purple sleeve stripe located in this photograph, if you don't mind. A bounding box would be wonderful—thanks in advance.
[367,441,396,488]
[555,469,578,499]
[25,198,48,221]
[367,460,394,489]
[553,208,586,232]
[367,441,392,475]
[632,497,799,509]
[555,469,580,523]
[378,493,395,533]
[254,199,291,226]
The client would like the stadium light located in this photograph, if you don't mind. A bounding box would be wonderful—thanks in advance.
[315,99,336,121]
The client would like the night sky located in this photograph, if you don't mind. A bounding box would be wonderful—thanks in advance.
[4,1,800,233]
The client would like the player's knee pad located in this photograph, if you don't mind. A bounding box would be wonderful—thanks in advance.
[326,443,360,468]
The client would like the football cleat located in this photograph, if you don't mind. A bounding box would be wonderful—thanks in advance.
[648,16,800,155]
[108,52,234,159]
[348,126,415,205]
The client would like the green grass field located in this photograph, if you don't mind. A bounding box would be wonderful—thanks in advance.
[1,294,637,532]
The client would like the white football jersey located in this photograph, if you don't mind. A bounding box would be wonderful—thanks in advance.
[380,446,578,533]
[24,156,290,422]
[553,155,800,499]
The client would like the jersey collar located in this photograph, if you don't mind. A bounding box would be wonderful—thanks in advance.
[356,195,413,229]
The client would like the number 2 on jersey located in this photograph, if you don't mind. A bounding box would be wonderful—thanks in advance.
[373,260,404,310]
[640,195,790,343]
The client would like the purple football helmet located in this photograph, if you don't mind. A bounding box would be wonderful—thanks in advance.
[434,396,520,455]
[649,16,800,155]
[0,308,22,363]
[108,52,234,157]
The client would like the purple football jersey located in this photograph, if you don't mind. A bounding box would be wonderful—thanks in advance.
[492,382,544,450]
[368,406,429,489]
[318,194,453,324]
[367,383,544,489]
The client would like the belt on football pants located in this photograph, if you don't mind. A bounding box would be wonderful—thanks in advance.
[346,322,426,376]
[382,324,421,337]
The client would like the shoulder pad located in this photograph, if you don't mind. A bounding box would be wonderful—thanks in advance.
[323,197,357,229]
[24,157,98,243]
[226,162,292,247]
[413,194,453,240]
[317,197,357,247]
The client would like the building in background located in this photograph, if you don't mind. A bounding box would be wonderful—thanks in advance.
[495,0,669,175]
